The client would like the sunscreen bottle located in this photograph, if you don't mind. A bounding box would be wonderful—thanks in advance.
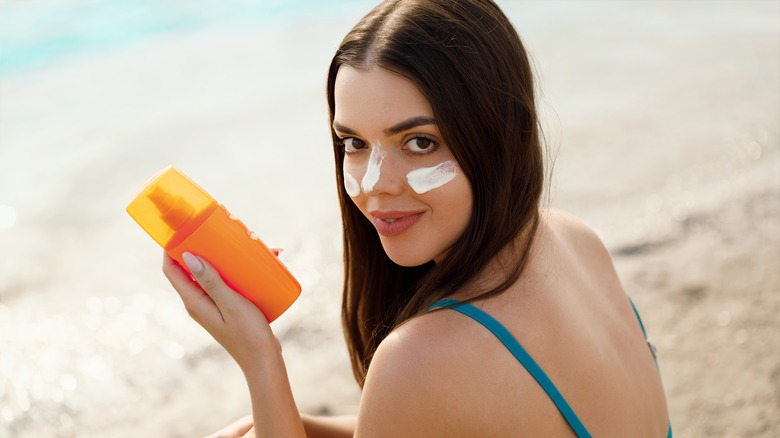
[126,166,300,322]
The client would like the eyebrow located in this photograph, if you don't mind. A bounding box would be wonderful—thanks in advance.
[333,116,437,137]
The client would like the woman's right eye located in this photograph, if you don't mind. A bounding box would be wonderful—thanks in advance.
[339,137,367,153]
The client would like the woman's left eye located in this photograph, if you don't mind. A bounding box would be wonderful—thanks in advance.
[405,136,437,154]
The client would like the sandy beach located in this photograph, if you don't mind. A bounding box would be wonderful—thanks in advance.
[1,1,778,437]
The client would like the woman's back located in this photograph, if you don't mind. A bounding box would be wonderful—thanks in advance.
[358,209,669,437]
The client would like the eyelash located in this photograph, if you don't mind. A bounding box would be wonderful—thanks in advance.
[336,137,367,154]
[336,135,439,155]
[404,135,438,155]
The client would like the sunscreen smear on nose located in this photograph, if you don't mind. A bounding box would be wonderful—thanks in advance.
[126,166,301,322]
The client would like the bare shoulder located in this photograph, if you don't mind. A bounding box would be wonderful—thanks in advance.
[541,208,612,262]
[355,307,560,437]
[355,310,476,437]
[542,208,601,241]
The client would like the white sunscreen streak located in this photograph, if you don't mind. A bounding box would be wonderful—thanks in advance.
[344,172,360,197]
[406,160,458,194]
[361,143,385,193]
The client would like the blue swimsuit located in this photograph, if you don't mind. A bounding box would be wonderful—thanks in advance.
[428,299,672,438]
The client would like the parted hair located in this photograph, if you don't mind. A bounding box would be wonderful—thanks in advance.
[326,0,543,386]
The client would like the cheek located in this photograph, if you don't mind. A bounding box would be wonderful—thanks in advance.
[440,174,473,231]
[343,171,360,198]
[343,161,365,198]
[405,160,459,194]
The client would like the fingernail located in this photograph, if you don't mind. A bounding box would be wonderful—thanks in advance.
[182,252,204,274]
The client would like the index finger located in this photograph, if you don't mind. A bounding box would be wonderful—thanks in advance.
[181,252,242,311]
[162,252,225,325]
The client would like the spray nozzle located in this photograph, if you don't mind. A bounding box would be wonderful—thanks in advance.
[147,184,194,230]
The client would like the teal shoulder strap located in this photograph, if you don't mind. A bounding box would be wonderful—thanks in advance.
[427,299,592,438]
[428,298,672,438]
[627,299,673,438]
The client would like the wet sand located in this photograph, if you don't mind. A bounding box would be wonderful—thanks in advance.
[0,1,778,436]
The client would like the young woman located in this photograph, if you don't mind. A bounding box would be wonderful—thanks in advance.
[163,0,671,436]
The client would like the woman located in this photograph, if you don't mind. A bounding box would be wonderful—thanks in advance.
[164,0,671,436]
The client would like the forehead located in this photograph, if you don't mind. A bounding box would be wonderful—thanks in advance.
[333,66,433,128]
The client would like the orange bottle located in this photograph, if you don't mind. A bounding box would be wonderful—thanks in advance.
[126,166,301,322]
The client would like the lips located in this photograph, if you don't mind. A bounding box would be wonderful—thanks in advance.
[369,210,424,237]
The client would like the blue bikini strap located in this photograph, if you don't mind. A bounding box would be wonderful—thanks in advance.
[427,299,592,438]
[627,299,673,438]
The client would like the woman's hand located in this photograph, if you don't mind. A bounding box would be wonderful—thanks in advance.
[162,252,279,369]
[163,250,306,437]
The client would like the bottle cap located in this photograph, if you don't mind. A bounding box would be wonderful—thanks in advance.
[127,166,216,248]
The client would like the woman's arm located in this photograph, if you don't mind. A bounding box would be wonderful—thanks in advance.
[163,252,306,438]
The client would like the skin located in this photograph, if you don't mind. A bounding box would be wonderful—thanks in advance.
[163,67,669,437]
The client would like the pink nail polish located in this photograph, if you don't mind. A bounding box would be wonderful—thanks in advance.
[182,252,204,274]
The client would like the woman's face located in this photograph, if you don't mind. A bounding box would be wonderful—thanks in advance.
[333,66,473,267]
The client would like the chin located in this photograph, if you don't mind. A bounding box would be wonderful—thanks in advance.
[387,253,431,268]
[382,245,434,268]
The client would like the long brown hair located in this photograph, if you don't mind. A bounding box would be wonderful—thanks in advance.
[327,0,543,387]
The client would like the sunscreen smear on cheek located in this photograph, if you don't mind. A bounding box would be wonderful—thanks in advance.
[344,171,360,197]
[406,160,459,194]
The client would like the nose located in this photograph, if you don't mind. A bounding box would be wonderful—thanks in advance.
[361,146,404,197]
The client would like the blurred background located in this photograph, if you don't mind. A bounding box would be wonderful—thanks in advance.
[1,1,778,436]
